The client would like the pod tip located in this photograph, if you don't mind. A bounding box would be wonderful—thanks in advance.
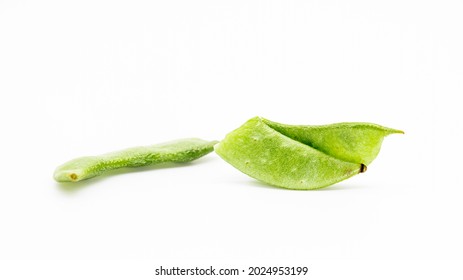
[386,128,405,135]
[53,169,81,182]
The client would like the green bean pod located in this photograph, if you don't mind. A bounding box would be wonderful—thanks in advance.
[54,138,218,182]
[214,117,403,190]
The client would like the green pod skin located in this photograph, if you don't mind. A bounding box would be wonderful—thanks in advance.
[263,118,404,165]
[214,117,403,190]
[54,138,218,182]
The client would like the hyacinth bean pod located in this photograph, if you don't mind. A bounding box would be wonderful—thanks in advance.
[214,117,403,190]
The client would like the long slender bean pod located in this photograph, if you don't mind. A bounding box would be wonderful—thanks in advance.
[54,138,218,182]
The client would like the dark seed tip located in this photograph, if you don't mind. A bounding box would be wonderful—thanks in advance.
[360,164,367,173]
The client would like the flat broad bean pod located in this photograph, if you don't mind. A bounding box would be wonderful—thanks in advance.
[214,117,403,190]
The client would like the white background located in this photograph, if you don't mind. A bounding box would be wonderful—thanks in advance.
[1,0,462,279]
